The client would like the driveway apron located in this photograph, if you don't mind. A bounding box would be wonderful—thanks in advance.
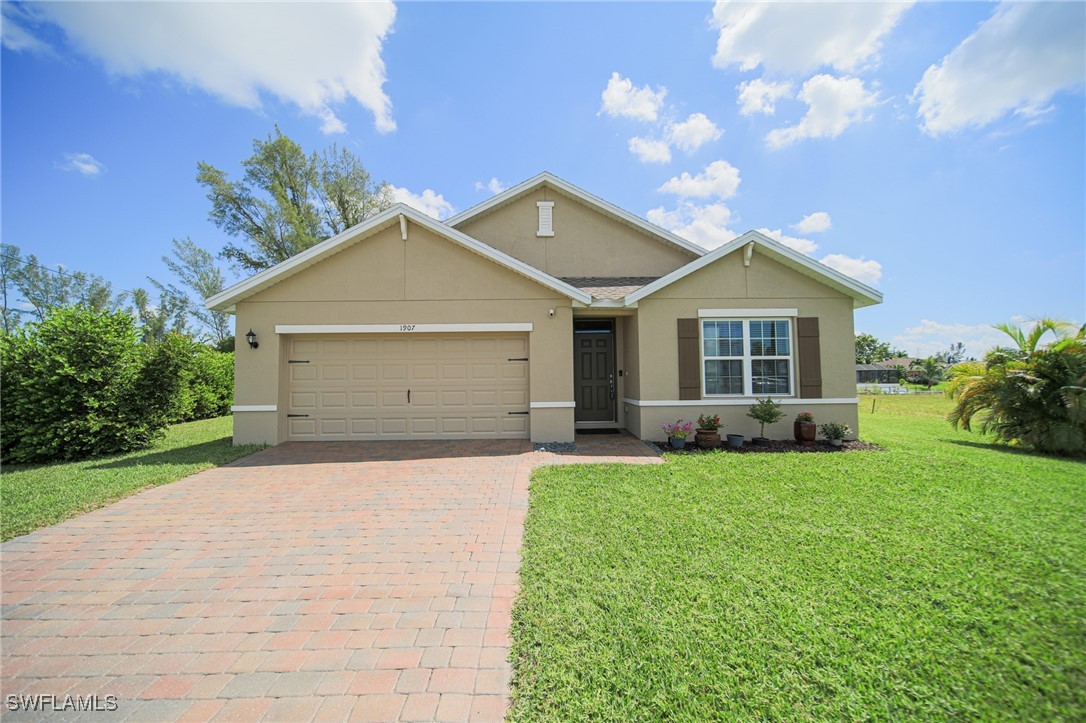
[1,435,659,721]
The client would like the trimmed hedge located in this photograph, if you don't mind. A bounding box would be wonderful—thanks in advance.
[1,307,234,464]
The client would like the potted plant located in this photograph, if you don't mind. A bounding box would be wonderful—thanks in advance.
[746,397,783,446]
[661,420,694,450]
[695,413,722,449]
[726,432,745,449]
[794,411,816,446]
[819,422,852,447]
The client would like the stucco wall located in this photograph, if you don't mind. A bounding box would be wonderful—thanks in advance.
[453,186,696,278]
[627,249,861,438]
[232,223,576,444]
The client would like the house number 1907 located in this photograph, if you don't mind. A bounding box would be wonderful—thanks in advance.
[400,324,416,331]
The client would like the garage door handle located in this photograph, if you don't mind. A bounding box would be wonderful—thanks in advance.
[287,414,309,418]
[407,389,411,404]
[508,357,528,361]
[288,360,310,364]
[508,411,529,415]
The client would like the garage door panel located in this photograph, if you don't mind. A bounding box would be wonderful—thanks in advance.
[286,333,530,440]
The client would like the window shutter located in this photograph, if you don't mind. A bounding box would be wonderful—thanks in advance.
[678,318,700,400]
[536,201,554,237]
[796,317,822,399]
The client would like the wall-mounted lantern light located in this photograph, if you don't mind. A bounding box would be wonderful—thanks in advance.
[245,329,259,349]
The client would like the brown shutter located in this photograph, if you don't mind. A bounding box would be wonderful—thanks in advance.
[796,317,822,399]
[678,318,701,400]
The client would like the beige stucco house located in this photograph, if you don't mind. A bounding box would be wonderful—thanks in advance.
[207,173,882,446]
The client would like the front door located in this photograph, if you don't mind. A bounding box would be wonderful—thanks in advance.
[574,322,615,423]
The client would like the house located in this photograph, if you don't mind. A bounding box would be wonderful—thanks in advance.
[855,363,902,384]
[207,173,882,445]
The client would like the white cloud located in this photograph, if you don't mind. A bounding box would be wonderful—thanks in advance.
[667,113,723,153]
[647,202,738,250]
[1,3,52,54]
[711,1,913,74]
[891,318,1026,359]
[16,2,397,134]
[765,75,878,149]
[599,72,667,122]
[756,228,819,256]
[628,137,672,164]
[473,178,507,194]
[913,3,1086,136]
[391,186,455,221]
[819,253,881,286]
[793,211,832,234]
[658,160,741,199]
[736,79,793,116]
[57,153,106,176]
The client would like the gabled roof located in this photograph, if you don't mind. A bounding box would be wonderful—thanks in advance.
[205,204,593,312]
[624,230,883,309]
[445,172,706,259]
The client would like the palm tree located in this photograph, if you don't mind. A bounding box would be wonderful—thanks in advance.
[947,319,1085,455]
[909,357,945,390]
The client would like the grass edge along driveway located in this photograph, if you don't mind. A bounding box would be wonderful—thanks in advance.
[1,416,262,541]
[509,395,1085,720]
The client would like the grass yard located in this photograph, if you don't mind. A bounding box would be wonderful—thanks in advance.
[1,416,262,541]
[511,395,1085,720]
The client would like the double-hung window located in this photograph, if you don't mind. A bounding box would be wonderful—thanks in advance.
[702,318,793,396]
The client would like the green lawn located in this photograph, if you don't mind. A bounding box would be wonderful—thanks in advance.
[511,395,1085,720]
[1,416,262,541]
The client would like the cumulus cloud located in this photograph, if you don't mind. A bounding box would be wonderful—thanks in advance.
[628,137,672,164]
[756,228,819,256]
[765,75,878,149]
[391,186,455,220]
[599,72,667,122]
[736,79,794,116]
[711,1,913,74]
[10,2,397,134]
[793,211,832,234]
[647,202,738,250]
[1,3,53,54]
[56,152,106,176]
[473,178,507,194]
[819,253,881,286]
[667,113,723,152]
[891,318,1025,359]
[913,3,1086,136]
[658,160,741,199]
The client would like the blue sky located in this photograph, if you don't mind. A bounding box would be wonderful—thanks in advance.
[2,1,1083,357]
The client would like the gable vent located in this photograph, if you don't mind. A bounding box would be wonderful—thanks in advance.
[537,201,555,237]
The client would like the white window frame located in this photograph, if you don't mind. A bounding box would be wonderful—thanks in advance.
[700,317,795,398]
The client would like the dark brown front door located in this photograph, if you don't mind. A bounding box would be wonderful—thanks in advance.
[574,326,615,423]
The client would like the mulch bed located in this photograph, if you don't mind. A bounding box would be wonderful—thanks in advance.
[652,438,883,454]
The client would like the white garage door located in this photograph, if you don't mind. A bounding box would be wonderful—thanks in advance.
[285,334,530,440]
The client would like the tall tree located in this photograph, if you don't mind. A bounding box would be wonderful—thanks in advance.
[12,253,114,321]
[909,357,946,390]
[197,127,393,272]
[127,287,188,344]
[855,333,906,364]
[155,238,231,343]
[1,243,23,333]
[936,342,966,365]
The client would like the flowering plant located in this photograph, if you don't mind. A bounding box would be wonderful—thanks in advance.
[696,413,721,431]
[819,422,852,440]
[794,411,814,423]
[661,420,695,439]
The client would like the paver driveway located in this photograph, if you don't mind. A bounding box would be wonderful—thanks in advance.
[1,435,659,721]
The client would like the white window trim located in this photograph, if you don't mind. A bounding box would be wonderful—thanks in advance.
[698,308,797,318]
[700,317,795,398]
[624,397,859,407]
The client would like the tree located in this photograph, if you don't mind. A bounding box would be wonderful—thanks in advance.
[855,333,905,364]
[198,127,393,272]
[126,287,189,344]
[1,243,23,333]
[909,357,945,390]
[9,252,114,321]
[936,342,966,365]
[156,238,231,343]
[948,319,1085,456]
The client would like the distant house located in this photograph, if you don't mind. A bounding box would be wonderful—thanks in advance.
[855,363,901,384]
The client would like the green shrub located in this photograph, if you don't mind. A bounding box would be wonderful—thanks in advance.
[1,308,189,463]
[170,345,234,423]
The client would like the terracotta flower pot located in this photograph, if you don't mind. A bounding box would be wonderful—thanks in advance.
[695,429,721,449]
[794,421,816,446]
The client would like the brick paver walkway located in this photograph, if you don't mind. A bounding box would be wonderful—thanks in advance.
[0,434,659,721]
